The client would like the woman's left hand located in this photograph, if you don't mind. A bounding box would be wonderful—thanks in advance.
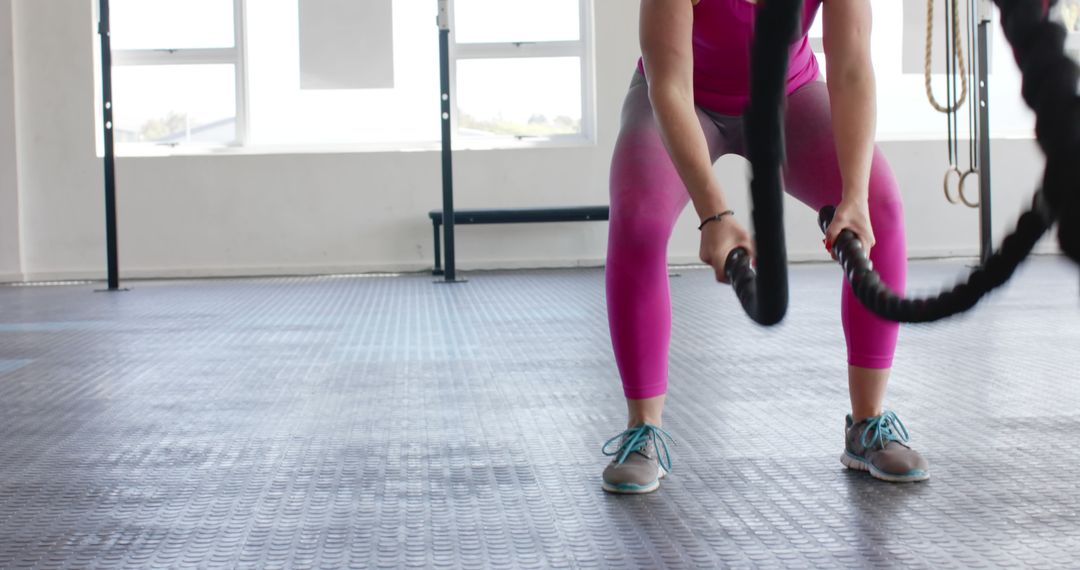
[824,196,875,258]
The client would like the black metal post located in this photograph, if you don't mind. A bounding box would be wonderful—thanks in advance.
[98,0,121,290]
[977,1,993,264]
[432,220,443,275]
[436,1,462,283]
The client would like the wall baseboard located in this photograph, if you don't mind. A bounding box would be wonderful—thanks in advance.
[13,245,1064,283]
[18,257,613,282]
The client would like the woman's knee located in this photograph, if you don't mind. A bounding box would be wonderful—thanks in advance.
[867,153,905,225]
[609,210,675,259]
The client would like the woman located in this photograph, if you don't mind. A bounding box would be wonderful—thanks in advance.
[601,0,928,493]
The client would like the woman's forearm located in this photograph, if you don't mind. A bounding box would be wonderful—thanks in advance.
[826,66,877,203]
[638,0,726,221]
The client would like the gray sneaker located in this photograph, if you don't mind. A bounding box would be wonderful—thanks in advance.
[842,411,930,482]
[601,423,675,494]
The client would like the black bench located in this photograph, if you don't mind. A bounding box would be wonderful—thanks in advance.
[428,206,610,274]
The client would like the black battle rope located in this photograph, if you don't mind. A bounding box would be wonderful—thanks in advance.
[998,0,1079,263]
[723,0,802,326]
[819,198,1052,323]
[732,0,1074,324]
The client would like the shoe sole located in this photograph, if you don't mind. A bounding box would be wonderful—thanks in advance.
[601,466,668,494]
[841,452,930,483]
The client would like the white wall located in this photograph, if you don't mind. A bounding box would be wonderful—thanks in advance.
[3,0,1058,282]
[13,0,103,280]
[0,0,20,282]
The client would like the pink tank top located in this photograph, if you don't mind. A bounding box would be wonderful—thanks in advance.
[637,0,824,115]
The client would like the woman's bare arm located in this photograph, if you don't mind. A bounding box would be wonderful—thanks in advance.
[822,0,878,250]
[823,0,875,202]
[639,0,730,221]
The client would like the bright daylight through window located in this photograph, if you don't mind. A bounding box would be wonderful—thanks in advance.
[105,0,592,152]
[108,0,240,148]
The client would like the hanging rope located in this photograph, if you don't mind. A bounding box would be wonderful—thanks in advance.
[928,0,978,207]
[925,0,969,112]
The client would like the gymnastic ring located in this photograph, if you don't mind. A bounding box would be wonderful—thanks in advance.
[942,166,962,205]
[958,169,980,208]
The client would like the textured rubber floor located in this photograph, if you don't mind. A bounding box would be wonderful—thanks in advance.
[0,257,1077,568]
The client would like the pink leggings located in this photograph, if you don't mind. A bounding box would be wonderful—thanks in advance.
[607,74,907,400]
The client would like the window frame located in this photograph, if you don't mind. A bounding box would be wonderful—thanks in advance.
[446,0,596,147]
[110,0,248,150]
[107,0,595,154]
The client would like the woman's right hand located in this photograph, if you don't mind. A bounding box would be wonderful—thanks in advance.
[698,215,754,284]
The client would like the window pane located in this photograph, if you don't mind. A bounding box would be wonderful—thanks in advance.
[246,0,440,145]
[112,65,236,145]
[456,58,581,138]
[110,0,235,50]
[454,0,579,43]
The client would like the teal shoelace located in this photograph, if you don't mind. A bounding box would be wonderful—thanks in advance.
[859,410,911,450]
[602,423,675,473]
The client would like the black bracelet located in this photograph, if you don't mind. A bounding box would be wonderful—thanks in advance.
[698,210,735,230]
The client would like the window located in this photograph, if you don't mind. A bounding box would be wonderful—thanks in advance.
[451,0,593,143]
[108,0,245,148]
[243,0,442,147]
[103,0,593,153]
